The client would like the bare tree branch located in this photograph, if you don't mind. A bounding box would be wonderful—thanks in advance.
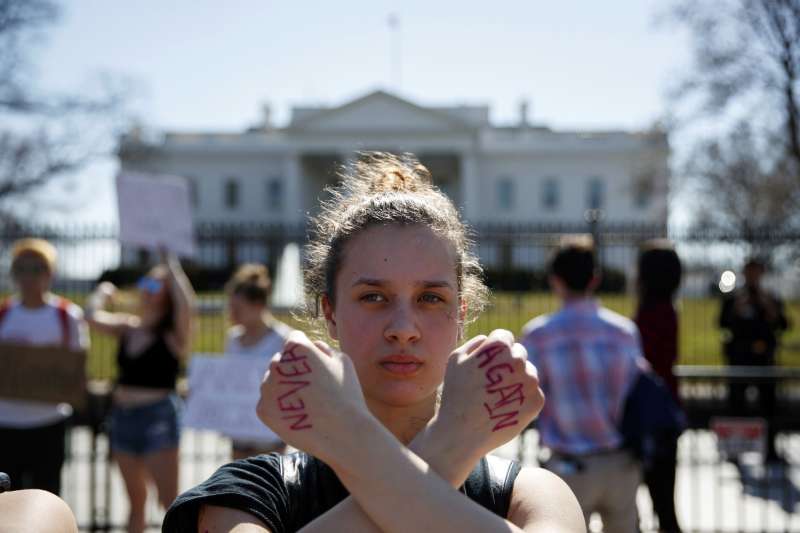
[0,0,131,222]
[667,0,800,239]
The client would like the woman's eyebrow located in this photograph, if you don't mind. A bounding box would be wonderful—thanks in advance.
[352,277,385,287]
[420,280,455,290]
[350,278,454,290]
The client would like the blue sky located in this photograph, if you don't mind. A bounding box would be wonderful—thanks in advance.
[31,0,691,222]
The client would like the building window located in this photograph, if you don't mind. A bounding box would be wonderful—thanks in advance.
[185,176,199,207]
[633,176,652,209]
[587,177,605,209]
[496,177,514,210]
[542,178,559,210]
[225,178,239,209]
[267,178,283,211]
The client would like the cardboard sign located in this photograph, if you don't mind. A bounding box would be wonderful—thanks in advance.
[117,172,196,258]
[711,417,767,457]
[0,344,87,411]
[183,354,280,443]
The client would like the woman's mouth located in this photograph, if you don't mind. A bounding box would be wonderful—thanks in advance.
[379,355,423,376]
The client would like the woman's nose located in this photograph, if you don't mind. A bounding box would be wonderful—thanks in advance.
[384,304,421,345]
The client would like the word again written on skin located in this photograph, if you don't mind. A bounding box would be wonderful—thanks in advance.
[476,345,525,431]
[275,346,313,430]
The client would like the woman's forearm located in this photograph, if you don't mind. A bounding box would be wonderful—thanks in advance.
[164,253,195,348]
[316,416,523,533]
[336,419,524,533]
[297,423,480,533]
[165,254,195,311]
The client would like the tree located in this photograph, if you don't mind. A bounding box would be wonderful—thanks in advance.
[668,0,800,236]
[0,0,129,222]
[687,124,798,251]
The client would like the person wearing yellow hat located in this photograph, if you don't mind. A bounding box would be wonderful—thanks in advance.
[0,238,89,495]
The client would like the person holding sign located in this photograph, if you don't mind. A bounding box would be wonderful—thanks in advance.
[224,264,293,459]
[86,249,195,533]
[0,238,89,495]
[163,153,584,533]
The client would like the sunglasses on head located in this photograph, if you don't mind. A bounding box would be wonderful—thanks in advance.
[137,276,164,295]
[12,262,49,276]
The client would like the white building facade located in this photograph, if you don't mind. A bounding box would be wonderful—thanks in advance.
[119,90,669,270]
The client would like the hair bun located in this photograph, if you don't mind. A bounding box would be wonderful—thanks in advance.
[350,152,432,194]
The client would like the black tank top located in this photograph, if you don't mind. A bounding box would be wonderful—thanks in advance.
[162,452,522,532]
[116,332,179,389]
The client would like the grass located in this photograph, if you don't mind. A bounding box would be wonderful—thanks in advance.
[5,291,799,380]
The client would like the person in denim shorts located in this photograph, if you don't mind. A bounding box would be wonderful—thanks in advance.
[86,248,195,533]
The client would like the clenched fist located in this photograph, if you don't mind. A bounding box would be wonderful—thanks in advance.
[256,331,369,464]
[434,329,544,461]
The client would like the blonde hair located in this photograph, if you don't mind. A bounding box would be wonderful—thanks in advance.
[11,238,57,273]
[303,152,488,330]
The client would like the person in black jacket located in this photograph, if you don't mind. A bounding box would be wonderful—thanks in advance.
[719,257,790,462]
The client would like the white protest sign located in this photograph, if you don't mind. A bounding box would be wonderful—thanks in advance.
[183,354,280,443]
[117,172,196,258]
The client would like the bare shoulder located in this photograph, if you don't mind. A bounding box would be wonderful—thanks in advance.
[197,504,272,533]
[0,489,77,533]
[508,466,586,533]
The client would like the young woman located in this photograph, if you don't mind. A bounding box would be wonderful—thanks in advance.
[86,249,195,533]
[0,238,89,495]
[163,153,584,532]
[634,240,683,533]
[224,264,293,458]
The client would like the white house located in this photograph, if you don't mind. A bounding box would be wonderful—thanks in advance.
[118,90,669,270]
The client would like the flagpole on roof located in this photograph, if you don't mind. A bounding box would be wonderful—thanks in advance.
[388,13,401,91]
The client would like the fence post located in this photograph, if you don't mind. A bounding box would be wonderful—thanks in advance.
[585,208,604,265]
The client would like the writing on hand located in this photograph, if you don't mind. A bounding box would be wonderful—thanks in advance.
[476,345,525,432]
[276,346,313,430]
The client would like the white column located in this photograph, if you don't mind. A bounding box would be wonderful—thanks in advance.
[460,151,480,224]
[283,152,302,222]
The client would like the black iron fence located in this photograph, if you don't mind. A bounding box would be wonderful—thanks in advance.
[60,381,800,532]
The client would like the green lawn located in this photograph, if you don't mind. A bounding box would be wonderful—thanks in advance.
[78,292,800,380]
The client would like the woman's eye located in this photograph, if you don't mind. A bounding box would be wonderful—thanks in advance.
[360,293,386,303]
[420,293,445,304]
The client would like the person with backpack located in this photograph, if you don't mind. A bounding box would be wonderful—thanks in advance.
[0,238,89,495]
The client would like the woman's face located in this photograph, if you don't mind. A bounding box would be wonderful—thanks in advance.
[11,252,52,298]
[228,292,265,326]
[138,269,169,315]
[323,224,461,408]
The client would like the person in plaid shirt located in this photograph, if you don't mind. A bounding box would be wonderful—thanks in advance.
[521,235,644,533]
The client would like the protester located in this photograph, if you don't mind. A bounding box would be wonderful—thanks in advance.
[719,257,790,463]
[634,239,683,533]
[0,238,89,495]
[224,263,293,459]
[521,235,644,533]
[162,152,585,532]
[85,249,195,533]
